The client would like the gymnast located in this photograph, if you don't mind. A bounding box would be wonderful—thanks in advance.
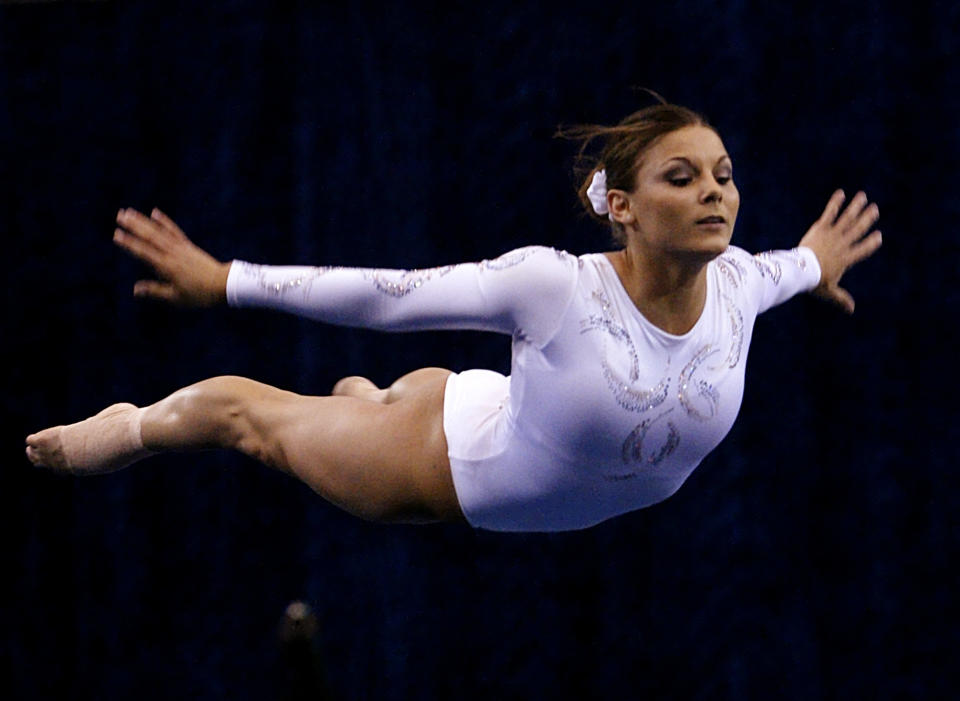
[25,102,882,531]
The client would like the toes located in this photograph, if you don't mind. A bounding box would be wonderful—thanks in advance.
[25,444,45,468]
[24,427,66,469]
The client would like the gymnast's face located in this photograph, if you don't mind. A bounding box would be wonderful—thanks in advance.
[610,125,739,262]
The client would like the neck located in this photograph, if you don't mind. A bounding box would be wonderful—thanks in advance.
[607,244,714,335]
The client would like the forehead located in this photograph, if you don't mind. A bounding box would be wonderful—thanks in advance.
[642,126,729,169]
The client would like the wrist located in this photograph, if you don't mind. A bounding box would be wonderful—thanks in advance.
[213,261,231,305]
[796,245,824,290]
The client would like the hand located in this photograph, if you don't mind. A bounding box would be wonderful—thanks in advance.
[799,190,883,314]
[113,208,231,307]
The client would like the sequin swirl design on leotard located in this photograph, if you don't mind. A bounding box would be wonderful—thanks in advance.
[580,290,670,414]
[579,289,679,474]
[716,255,745,289]
[677,344,721,422]
[752,251,783,284]
[238,262,338,299]
[716,292,745,370]
[616,408,681,475]
[481,246,539,271]
[362,265,457,298]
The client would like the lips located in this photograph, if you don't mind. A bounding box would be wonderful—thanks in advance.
[697,216,726,224]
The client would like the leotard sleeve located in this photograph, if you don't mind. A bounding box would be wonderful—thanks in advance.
[719,245,822,314]
[225,245,579,346]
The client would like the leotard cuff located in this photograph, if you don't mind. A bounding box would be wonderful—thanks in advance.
[225,260,247,308]
[796,246,822,289]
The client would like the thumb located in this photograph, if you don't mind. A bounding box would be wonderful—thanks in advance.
[133,280,178,303]
[829,285,856,315]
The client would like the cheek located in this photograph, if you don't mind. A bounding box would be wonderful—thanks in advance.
[668,196,694,224]
[640,201,685,234]
[651,191,690,217]
[728,188,741,218]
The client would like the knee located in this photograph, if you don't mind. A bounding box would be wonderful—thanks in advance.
[332,376,388,403]
[332,376,367,396]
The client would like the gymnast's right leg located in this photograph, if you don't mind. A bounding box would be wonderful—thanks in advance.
[332,367,452,404]
[25,373,464,524]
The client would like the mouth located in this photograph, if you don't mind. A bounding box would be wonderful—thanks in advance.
[696,216,726,225]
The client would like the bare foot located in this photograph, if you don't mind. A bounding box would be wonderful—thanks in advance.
[25,426,70,470]
[25,403,152,474]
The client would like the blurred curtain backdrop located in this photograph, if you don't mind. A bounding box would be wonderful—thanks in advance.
[2,1,956,699]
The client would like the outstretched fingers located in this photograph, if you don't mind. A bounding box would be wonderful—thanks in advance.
[818,189,846,225]
[117,207,163,240]
[836,190,868,229]
[845,199,880,244]
[133,279,177,302]
[836,195,881,267]
[800,188,883,315]
[113,226,163,266]
[832,197,882,296]
[150,208,190,242]
[112,206,228,306]
[114,209,165,262]
[114,207,190,297]
[849,229,883,265]
[116,207,184,251]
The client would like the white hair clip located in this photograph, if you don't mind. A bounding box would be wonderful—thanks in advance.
[586,169,613,221]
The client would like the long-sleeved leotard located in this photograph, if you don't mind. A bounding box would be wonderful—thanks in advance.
[227,244,821,531]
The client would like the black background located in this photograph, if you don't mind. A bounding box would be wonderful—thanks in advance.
[3,1,956,698]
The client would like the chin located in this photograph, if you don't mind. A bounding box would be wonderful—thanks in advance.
[675,238,731,264]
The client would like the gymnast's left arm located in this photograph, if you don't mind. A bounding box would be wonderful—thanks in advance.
[798,189,883,314]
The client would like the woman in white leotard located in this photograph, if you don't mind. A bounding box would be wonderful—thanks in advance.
[25,103,882,531]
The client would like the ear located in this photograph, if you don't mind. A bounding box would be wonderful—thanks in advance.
[607,190,633,225]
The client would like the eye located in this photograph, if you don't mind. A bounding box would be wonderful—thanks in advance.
[716,175,732,185]
[668,177,692,187]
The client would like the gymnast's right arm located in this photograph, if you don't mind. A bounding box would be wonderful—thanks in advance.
[113,207,578,345]
[114,208,231,308]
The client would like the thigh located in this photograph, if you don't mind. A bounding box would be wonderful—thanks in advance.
[246,371,462,524]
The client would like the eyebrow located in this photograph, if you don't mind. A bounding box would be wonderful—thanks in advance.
[661,155,732,169]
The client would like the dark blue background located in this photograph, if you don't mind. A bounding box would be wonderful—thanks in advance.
[3,1,956,698]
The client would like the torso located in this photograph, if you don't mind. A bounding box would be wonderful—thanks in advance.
[448,247,763,531]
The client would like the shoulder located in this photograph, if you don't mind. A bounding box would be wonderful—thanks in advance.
[715,244,757,268]
[476,245,580,305]
[713,245,821,314]
[479,246,580,287]
[712,245,755,290]
[480,245,580,272]
[711,245,776,311]
[715,244,797,284]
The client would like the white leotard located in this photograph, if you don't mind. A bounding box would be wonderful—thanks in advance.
[226,244,820,531]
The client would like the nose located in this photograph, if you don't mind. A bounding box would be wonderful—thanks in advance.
[702,178,723,204]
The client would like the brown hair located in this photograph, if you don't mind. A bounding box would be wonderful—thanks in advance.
[557,95,713,245]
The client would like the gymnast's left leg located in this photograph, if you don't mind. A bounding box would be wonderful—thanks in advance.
[25,372,464,524]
